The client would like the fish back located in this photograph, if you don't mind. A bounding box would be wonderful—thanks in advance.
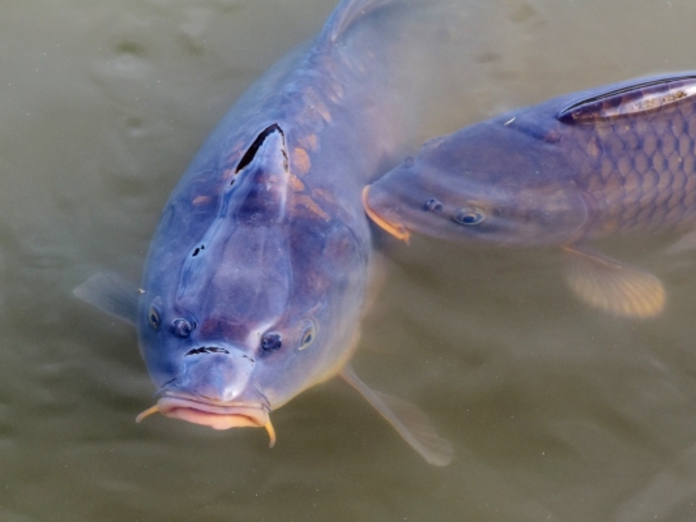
[555,74,696,237]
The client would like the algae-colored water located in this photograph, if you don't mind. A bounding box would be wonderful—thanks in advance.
[3,1,696,521]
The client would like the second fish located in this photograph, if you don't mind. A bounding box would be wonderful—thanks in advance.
[364,73,696,318]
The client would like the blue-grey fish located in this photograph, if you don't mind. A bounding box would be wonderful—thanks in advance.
[75,0,453,466]
[364,73,696,318]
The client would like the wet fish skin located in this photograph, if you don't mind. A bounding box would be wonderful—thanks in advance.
[136,0,410,418]
[365,73,696,317]
[75,0,453,465]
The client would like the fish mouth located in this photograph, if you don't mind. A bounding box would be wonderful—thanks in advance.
[136,395,276,446]
[362,186,411,242]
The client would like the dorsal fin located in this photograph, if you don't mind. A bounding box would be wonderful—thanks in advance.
[316,0,397,51]
[558,74,696,123]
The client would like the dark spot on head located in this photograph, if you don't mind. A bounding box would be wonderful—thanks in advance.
[172,318,195,338]
[191,244,205,257]
[261,332,282,351]
[424,198,443,212]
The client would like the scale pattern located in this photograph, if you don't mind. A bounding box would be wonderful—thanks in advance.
[565,98,696,237]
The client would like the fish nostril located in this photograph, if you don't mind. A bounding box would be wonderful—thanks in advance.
[423,198,443,212]
[185,346,230,356]
[173,318,195,338]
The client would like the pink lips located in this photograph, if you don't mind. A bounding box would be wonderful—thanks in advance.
[158,396,268,430]
[136,395,276,446]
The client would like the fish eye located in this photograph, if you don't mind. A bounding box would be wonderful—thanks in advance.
[172,318,195,338]
[299,322,316,350]
[261,332,282,351]
[423,198,444,213]
[453,207,485,226]
[148,303,161,329]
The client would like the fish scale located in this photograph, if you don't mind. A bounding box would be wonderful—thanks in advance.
[364,73,696,318]
[563,98,696,236]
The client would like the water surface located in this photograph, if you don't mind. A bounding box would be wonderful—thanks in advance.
[3,1,696,521]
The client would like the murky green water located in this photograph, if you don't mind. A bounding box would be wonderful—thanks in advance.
[3,1,696,521]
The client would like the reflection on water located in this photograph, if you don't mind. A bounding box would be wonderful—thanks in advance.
[3,0,696,521]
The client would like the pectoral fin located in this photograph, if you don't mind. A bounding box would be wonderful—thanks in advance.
[664,228,696,256]
[73,272,140,325]
[340,364,453,466]
[562,245,665,318]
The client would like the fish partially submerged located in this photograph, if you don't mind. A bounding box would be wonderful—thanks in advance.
[364,73,696,318]
[74,0,453,466]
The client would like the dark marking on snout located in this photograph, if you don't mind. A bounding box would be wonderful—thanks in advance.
[191,245,206,257]
[185,347,230,356]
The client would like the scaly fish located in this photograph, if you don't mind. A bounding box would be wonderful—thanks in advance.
[364,73,696,318]
[74,0,453,466]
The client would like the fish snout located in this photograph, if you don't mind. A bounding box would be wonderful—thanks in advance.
[362,185,411,242]
[135,346,276,443]
[171,345,256,403]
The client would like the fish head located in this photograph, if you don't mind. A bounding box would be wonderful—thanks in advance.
[136,124,367,437]
[365,119,589,246]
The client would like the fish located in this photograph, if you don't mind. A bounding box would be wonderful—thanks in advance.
[363,73,696,318]
[74,0,454,466]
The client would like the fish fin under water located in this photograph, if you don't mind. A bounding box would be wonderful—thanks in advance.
[561,245,665,318]
[340,364,454,466]
[73,272,140,325]
[663,228,696,256]
[317,0,402,51]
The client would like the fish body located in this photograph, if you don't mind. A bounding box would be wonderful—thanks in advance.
[76,0,453,465]
[364,73,696,317]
